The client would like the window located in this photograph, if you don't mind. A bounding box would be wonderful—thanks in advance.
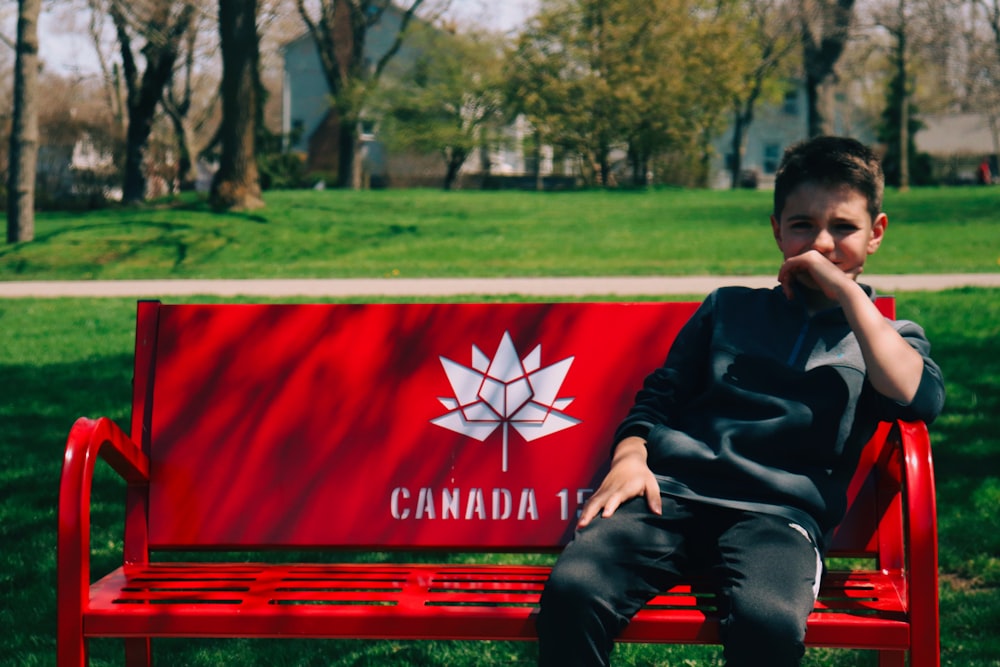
[763,144,781,174]
[782,90,799,115]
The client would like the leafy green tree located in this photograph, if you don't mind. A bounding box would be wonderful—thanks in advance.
[506,0,619,186]
[375,25,506,190]
[506,0,746,187]
[622,0,748,186]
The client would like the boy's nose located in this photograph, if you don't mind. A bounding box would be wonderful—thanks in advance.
[812,229,835,253]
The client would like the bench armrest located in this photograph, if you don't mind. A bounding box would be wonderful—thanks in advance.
[897,419,939,660]
[57,417,150,658]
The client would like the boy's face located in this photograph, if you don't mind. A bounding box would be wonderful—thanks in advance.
[770,182,887,285]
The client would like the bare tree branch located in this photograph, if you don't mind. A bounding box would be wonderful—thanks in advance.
[373,0,424,78]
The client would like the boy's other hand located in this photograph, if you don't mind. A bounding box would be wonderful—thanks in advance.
[577,436,662,528]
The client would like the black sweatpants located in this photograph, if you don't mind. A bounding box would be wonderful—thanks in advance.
[537,496,823,667]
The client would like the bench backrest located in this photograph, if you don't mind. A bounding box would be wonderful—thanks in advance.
[130,299,897,555]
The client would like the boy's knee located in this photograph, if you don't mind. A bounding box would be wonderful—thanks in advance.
[721,600,807,666]
[539,557,607,617]
[537,558,624,666]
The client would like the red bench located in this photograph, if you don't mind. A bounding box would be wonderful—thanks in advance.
[58,299,939,666]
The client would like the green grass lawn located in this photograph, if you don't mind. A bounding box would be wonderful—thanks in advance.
[2,187,999,280]
[1,187,998,665]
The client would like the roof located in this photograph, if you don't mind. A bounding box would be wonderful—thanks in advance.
[915,113,998,155]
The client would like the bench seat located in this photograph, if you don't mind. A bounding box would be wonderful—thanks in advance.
[84,562,910,649]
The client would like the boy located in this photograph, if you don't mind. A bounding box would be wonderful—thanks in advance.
[536,136,946,666]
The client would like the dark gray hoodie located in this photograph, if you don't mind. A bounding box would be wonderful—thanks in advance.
[614,285,945,549]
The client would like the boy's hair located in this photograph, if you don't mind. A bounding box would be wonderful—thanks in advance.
[773,136,884,222]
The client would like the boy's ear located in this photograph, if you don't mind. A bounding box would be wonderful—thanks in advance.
[770,215,782,244]
[867,213,888,254]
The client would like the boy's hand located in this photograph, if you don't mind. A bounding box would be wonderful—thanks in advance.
[777,249,859,304]
[577,436,661,529]
[779,249,924,405]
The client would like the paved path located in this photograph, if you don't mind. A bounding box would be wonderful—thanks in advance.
[2,274,999,298]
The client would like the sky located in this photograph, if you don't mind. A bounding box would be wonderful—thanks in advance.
[2,1,540,76]
[449,0,537,33]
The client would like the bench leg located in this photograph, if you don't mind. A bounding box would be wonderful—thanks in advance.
[57,637,86,667]
[124,638,151,667]
[877,650,906,667]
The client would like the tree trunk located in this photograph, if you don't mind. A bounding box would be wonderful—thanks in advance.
[534,136,544,192]
[165,107,199,191]
[338,120,356,189]
[804,69,824,137]
[442,149,466,190]
[6,0,42,244]
[729,108,750,189]
[163,28,200,191]
[896,0,910,192]
[211,0,264,211]
[121,104,157,203]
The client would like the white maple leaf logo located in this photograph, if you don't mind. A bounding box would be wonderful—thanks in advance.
[431,331,581,472]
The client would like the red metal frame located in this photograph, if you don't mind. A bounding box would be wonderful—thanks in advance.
[57,417,150,667]
[56,300,939,666]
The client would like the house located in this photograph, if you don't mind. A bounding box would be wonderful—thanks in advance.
[914,112,999,184]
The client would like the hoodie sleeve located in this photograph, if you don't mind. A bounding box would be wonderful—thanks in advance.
[612,290,717,445]
[884,319,946,424]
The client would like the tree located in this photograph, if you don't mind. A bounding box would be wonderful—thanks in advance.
[295,0,432,189]
[161,24,200,190]
[874,0,917,189]
[800,0,856,136]
[727,0,799,189]
[6,0,42,244]
[979,0,1000,57]
[506,0,606,184]
[625,0,750,187]
[103,0,195,203]
[865,0,952,188]
[210,0,264,210]
[507,0,745,187]
[85,0,127,138]
[161,8,220,191]
[377,24,506,190]
[876,54,930,188]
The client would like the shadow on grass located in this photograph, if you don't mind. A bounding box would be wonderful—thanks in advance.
[918,320,1000,664]
[0,353,133,665]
